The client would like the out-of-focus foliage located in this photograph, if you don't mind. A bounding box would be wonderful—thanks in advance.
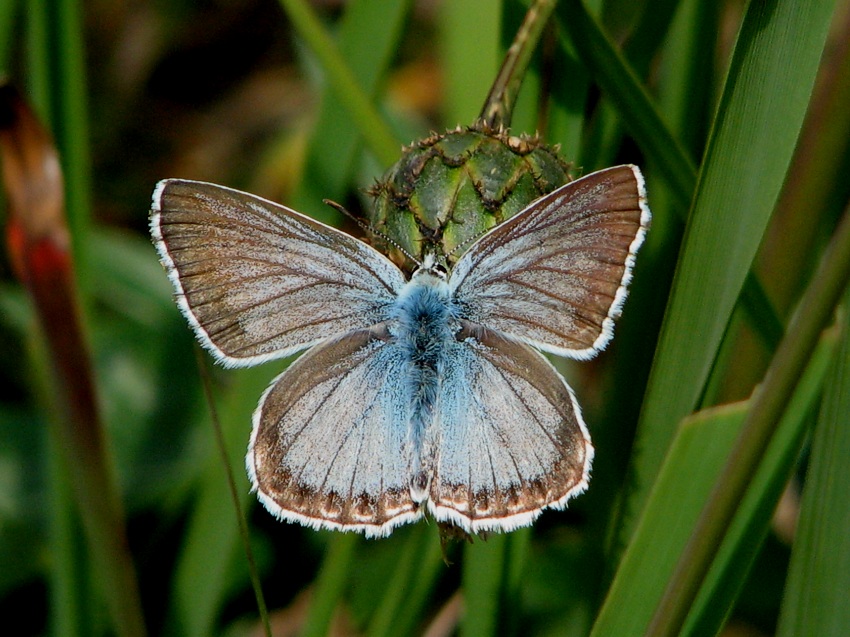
[1,0,849,635]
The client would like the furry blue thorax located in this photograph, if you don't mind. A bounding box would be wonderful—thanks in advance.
[392,258,456,359]
[389,256,459,500]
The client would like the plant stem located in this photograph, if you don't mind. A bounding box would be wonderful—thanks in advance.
[1,84,147,637]
[479,0,557,129]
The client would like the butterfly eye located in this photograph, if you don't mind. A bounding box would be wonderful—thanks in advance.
[431,262,448,279]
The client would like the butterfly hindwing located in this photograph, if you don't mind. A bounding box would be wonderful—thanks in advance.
[450,165,650,360]
[428,322,593,533]
[247,325,422,537]
[151,179,406,367]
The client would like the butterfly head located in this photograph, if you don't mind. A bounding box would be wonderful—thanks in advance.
[411,253,449,283]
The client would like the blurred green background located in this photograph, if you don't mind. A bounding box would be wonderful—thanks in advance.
[1,0,849,636]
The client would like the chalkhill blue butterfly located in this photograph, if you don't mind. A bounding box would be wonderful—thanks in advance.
[150,164,650,537]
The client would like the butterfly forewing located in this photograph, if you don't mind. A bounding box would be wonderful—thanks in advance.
[151,180,406,366]
[450,165,650,359]
[248,325,422,537]
[428,322,593,532]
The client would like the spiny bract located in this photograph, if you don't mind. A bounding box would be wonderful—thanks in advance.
[367,123,571,273]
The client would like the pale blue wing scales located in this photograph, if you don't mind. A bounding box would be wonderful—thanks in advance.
[151,179,406,367]
[247,326,422,537]
[450,165,651,360]
[427,323,593,533]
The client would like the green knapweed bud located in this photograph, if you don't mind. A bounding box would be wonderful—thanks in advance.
[367,124,571,273]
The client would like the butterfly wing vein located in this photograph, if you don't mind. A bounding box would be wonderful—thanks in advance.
[152,179,405,367]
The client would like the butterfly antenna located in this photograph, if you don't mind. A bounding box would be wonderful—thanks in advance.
[323,199,422,267]
[445,226,488,261]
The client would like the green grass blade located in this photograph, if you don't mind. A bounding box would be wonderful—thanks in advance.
[167,366,273,637]
[19,5,91,635]
[738,272,785,351]
[591,323,835,636]
[556,0,695,207]
[579,0,681,172]
[438,0,502,126]
[461,534,509,637]
[460,527,531,637]
[48,0,91,272]
[302,533,359,637]
[0,0,17,74]
[763,4,850,317]
[365,525,443,637]
[197,349,271,637]
[682,326,839,636]
[591,403,746,636]
[776,289,850,636]
[546,35,588,163]
[556,0,785,370]
[624,0,838,541]
[3,76,143,637]
[49,460,87,637]
[276,0,399,167]
[503,526,532,636]
[25,0,93,276]
[293,0,412,220]
[546,0,603,161]
[647,196,850,636]
[393,533,446,636]
[622,0,681,78]
[655,0,719,162]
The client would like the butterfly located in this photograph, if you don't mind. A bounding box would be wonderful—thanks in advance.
[150,164,650,537]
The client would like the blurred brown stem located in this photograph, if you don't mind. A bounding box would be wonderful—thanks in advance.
[0,83,147,637]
